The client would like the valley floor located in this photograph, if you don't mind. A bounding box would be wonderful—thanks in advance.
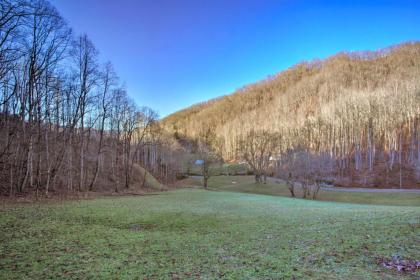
[204,175,420,207]
[0,187,419,279]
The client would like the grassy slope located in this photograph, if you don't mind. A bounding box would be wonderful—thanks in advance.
[133,164,167,191]
[1,190,419,279]
[205,175,420,207]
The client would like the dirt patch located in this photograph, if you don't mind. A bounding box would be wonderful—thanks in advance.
[377,256,420,274]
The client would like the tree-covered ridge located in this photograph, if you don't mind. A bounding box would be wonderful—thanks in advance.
[162,42,420,188]
[0,0,181,196]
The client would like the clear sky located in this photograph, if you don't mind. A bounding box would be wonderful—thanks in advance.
[49,0,420,118]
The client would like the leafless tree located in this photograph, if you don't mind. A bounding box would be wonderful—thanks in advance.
[72,34,98,191]
[238,129,279,184]
[88,62,116,191]
[194,126,222,189]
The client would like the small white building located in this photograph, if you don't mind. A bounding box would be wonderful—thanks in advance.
[194,159,204,165]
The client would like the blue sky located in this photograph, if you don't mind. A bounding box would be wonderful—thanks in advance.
[50,0,420,117]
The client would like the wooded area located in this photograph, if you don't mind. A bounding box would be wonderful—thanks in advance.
[0,0,182,196]
[163,43,420,188]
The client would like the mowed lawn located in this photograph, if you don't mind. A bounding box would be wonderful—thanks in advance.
[1,190,419,279]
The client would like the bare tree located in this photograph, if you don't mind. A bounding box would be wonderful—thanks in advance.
[88,62,116,191]
[194,126,222,189]
[72,34,98,191]
[285,173,295,197]
[238,129,279,184]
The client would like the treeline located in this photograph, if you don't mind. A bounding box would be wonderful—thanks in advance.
[0,0,181,196]
[163,43,420,188]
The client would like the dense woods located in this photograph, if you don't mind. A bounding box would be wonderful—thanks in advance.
[0,0,181,196]
[162,43,420,188]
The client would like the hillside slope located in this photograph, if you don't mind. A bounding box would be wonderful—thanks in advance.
[162,42,420,188]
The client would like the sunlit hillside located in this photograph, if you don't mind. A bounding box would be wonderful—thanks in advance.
[162,42,420,188]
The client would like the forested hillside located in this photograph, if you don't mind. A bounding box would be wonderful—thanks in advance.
[162,43,420,188]
[0,0,182,196]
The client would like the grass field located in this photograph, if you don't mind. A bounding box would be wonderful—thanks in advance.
[188,162,249,176]
[1,189,419,279]
[205,175,420,207]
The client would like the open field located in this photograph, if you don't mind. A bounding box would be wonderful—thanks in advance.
[1,189,419,279]
[204,175,420,207]
[188,162,249,176]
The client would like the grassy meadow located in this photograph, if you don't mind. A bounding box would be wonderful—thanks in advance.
[204,175,420,207]
[1,186,419,279]
[188,162,249,176]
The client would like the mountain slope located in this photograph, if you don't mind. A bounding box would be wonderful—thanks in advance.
[162,42,420,188]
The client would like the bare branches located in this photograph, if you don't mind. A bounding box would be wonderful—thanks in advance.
[0,0,179,196]
[194,126,222,189]
[238,129,279,184]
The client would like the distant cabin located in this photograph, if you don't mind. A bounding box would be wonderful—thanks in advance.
[194,159,204,165]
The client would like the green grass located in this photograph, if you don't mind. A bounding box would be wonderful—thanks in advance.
[189,162,249,176]
[206,175,420,207]
[0,189,419,279]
